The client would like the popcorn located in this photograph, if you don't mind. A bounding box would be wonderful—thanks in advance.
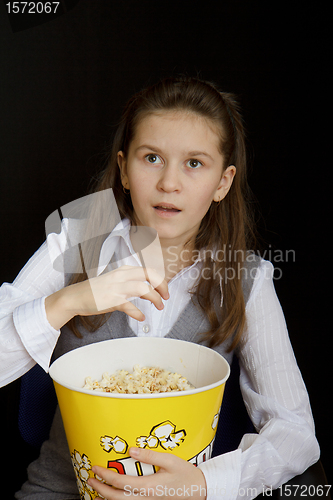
[83,365,194,394]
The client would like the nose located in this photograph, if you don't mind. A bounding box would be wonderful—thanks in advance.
[156,163,181,193]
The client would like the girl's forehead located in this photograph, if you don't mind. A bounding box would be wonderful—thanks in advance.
[132,110,222,149]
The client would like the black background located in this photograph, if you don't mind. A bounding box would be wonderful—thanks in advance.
[0,0,331,496]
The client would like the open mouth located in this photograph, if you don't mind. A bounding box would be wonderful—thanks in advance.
[153,204,181,213]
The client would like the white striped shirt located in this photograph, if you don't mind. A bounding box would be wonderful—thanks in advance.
[0,218,320,499]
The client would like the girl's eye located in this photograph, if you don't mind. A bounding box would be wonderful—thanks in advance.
[186,159,203,169]
[145,154,162,164]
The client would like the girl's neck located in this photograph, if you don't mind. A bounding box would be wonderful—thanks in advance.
[161,241,195,282]
[128,225,196,283]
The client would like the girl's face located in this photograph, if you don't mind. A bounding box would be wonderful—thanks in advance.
[118,111,235,248]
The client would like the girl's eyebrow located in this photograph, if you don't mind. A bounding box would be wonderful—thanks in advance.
[135,144,163,154]
[135,144,214,161]
[188,150,214,161]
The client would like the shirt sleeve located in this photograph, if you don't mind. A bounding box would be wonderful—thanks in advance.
[0,221,69,387]
[198,260,320,499]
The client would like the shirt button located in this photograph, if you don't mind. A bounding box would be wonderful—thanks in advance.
[142,324,150,334]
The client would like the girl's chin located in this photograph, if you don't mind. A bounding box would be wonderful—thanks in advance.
[131,212,199,245]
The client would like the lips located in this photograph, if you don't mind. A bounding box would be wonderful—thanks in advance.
[153,203,181,212]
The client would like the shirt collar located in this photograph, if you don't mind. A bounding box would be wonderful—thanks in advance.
[97,218,137,275]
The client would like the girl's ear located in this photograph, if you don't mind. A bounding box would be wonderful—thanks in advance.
[117,151,129,189]
[213,165,236,202]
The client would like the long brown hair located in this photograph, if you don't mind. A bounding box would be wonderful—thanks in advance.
[67,76,257,350]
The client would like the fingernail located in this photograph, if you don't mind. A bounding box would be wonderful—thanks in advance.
[130,447,140,458]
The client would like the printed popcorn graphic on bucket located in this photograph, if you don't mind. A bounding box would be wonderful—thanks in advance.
[100,435,128,454]
[71,449,97,500]
[136,420,186,450]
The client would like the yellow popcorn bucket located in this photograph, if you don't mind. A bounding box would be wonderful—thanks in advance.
[49,337,230,499]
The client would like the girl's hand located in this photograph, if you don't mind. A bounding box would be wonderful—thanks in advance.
[45,265,169,330]
[87,447,207,500]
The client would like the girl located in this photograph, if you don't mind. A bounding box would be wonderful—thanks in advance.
[0,77,319,499]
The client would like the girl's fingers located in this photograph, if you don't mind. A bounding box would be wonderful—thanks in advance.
[66,265,169,318]
[129,447,178,470]
[118,287,164,318]
[87,466,149,496]
[87,475,123,500]
[89,450,177,491]
[115,287,166,320]
[113,281,165,311]
[109,266,169,307]
[143,268,169,300]
[118,300,145,322]
[140,287,165,311]
[87,450,207,500]
[116,266,169,301]
[152,279,169,301]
